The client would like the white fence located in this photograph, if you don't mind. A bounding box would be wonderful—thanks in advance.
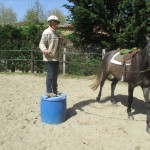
[62,48,106,74]
[0,48,106,74]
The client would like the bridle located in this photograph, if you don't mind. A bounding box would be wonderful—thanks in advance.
[134,41,150,73]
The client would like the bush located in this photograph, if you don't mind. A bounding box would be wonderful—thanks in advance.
[0,24,103,75]
[66,53,101,76]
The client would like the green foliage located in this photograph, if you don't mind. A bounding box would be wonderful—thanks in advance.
[0,23,102,75]
[0,61,7,71]
[23,0,46,24]
[65,32,83,47]
[0,24,45,73]
[47,8,67,25]
[23,0,67,25]
[66,53,101,76]
[64,0,149,50]
[0,2,17,25]
[1,24,101,75]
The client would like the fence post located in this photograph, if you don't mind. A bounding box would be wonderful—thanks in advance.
[31,50,34,73]
[102,49,106,60]
[63,47,66,75]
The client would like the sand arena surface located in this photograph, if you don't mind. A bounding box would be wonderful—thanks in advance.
[0,73,150,150]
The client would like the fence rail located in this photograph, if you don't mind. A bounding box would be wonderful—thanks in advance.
[0,48,106,74]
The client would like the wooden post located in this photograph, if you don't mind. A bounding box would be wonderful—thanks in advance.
[31,50,34,73]
[63,48,66,75]
[102,49,106,60]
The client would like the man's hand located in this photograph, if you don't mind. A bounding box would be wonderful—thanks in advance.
[43,49,52,57]
[59,34,64,41]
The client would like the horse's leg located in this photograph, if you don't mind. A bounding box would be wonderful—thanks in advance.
[96,79,105,102]
[127,83,134,119]
[142,87,150,133]
[111,79,118,105]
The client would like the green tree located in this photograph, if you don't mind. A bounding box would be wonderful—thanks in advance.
[64,0,150,50]
[0,2,17,25]
[47,8,67,25]
[23,0,46,24]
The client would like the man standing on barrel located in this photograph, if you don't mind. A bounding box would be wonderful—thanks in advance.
[39,15,64,97]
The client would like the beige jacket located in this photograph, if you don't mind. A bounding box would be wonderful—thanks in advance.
[39,26,62,61]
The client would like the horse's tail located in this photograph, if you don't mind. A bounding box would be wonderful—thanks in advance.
[90,68,103,91]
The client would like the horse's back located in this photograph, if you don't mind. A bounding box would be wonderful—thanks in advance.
[104,50,118,58]
[102,50,118,68]
[102,50,126,80]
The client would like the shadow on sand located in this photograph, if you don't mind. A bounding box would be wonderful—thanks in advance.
[66,99,96,120]
[99,94,146,115]
[66,94,146,120]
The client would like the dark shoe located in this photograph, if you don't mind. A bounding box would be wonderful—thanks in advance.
[53,91,61,95]
[45,92,56,97]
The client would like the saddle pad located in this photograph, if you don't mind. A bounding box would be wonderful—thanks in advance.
[110,52,131,65]
[120,47,137,55]
[120,49,131,55]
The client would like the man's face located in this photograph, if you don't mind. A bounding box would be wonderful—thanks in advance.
[51,21,59,30]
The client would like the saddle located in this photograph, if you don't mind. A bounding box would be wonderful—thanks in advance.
[110,47,138,81]
[115,47,138,64]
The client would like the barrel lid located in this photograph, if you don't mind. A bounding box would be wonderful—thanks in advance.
[41,93,66,102]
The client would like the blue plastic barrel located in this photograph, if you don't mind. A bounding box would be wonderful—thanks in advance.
[40,93,67,124]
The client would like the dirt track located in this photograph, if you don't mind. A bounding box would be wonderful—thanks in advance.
[0,73,150,150]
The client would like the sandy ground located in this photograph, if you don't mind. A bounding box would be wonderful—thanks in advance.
[0,73,150,150]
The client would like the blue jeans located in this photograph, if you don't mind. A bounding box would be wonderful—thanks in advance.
[45,61,59,93]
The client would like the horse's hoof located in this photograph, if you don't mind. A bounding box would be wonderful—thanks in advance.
[111,101,118,106]
[96,97,100,102]
[146,126,150,133]
[128,115,134,120]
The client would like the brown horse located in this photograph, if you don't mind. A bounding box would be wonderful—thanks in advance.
[91,37,150,133]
